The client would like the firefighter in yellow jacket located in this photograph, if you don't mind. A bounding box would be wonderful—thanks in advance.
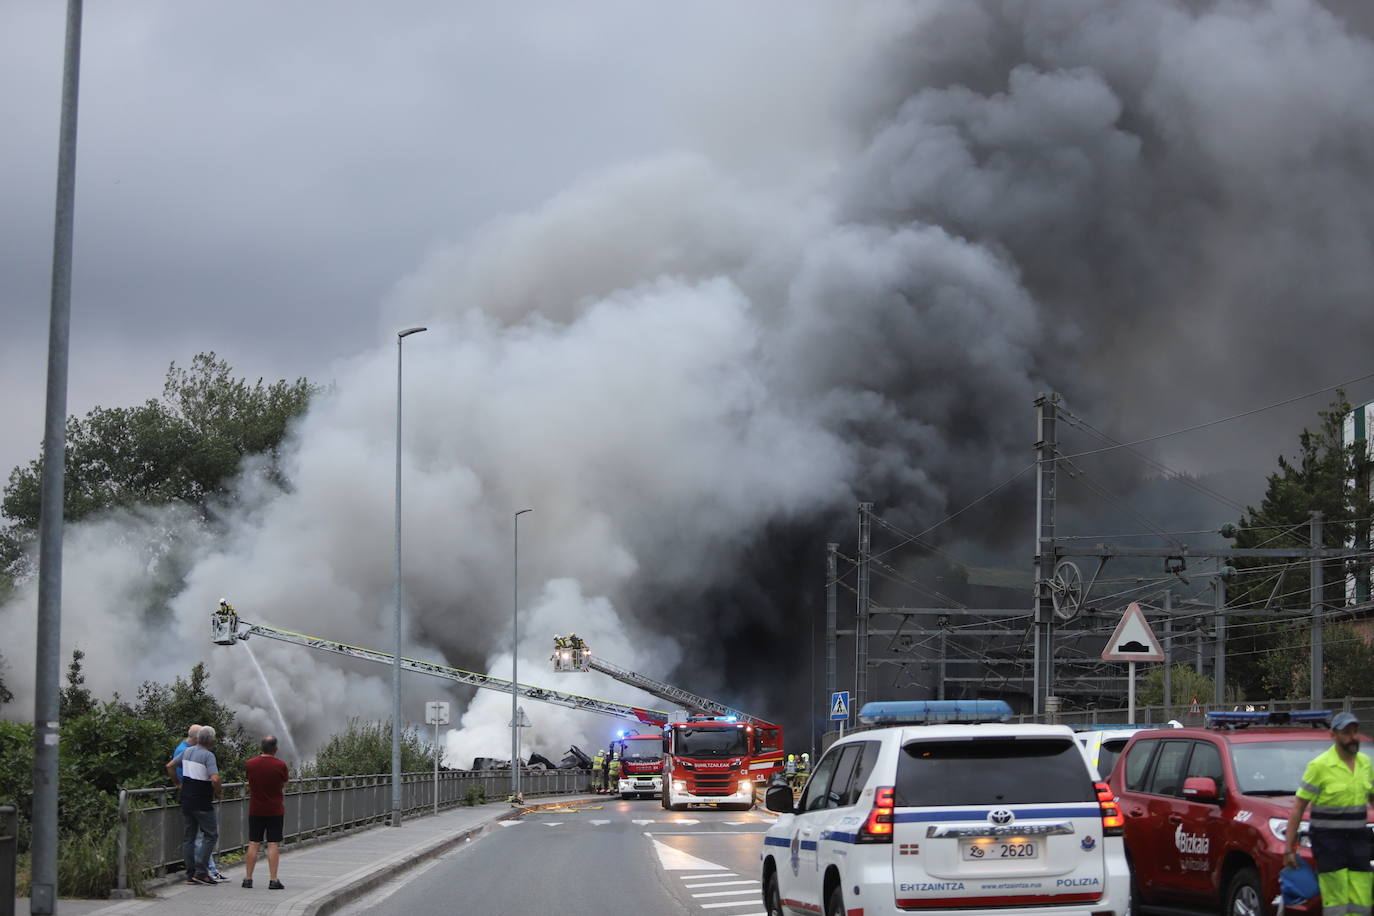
[1284,711,1374,916]
[608,751,622,796]
[590,750,606,792]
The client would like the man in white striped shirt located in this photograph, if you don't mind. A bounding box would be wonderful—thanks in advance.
[167,725,223,885]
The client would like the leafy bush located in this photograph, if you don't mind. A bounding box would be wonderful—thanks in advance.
[301,718,436,777]
[463,785,486,806]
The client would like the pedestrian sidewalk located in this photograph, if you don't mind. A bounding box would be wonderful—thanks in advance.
[12,794,600,916]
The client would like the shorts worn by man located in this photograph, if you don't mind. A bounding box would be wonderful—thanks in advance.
[167,726,222,886]
[1285,711,1374,916]
[243,735,290,890]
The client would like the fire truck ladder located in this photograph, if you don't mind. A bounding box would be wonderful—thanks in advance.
[210,609,670,726]
[551,638,770,727]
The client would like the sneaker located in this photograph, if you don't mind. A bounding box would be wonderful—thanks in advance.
[212,872,230,882]
[269,879,285,890]
[192,875,218,886]
[241,878,253,888]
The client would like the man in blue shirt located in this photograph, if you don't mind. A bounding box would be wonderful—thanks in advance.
[170,724,225,881]
[168,725,223,885]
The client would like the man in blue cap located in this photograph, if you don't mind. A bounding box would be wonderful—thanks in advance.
[1284,711,1374,915]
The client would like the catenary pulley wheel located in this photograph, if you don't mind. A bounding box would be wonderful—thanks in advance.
[1225,867,1262,916]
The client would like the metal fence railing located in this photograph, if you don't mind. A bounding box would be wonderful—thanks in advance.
[1,805,15,916]
[1013,696,1374,728]
[115,768,587,895]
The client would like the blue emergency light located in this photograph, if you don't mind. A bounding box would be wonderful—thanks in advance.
[1206,710,1331,728]
[858,699,1013,726]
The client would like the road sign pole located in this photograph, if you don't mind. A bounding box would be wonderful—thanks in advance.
[1128,661,1136,725]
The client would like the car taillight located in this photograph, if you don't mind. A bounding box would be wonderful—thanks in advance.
[858,786,895,843]
[1096,781,1124,837]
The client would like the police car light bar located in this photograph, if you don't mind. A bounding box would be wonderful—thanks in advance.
[1205,710,1331,728]
[858,700,1013,726]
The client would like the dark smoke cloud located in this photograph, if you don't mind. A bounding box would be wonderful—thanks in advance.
[5,0,1374,758]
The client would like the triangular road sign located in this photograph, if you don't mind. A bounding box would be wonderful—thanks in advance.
[1101,601,1166,662]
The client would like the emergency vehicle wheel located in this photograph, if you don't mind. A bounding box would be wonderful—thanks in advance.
[825,884,846,916]
[1224,867,1261,916]
[762,869,782,916]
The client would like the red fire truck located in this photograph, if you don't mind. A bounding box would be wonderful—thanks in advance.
[662,715,783,811]
[552,637,784,809]
[612,732,665,799]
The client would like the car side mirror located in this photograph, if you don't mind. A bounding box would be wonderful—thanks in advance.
[1181,776,1220,802]
[765,783,796,814]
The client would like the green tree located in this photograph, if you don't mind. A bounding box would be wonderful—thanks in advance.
[1136,665,1220,710]
[59,649,97,721]
[133,662,250,780]
[0,651,13,708]
[305,718,436,777]
[1,353,318,569]
[1225,394,1374,699]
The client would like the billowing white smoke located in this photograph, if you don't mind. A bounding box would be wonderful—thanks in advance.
[6,0,1374,759]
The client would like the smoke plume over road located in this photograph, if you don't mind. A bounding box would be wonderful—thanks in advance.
[4,1,1374,763]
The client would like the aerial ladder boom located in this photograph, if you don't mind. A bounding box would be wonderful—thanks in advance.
[551,637,771,727]
[210,605,669,726]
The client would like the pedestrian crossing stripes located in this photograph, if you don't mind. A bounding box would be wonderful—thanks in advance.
[662,853,764,915]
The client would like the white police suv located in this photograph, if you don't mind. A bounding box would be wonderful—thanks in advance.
[760,700,1131,916]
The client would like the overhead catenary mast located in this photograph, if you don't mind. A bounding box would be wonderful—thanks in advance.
[210,604,671,726]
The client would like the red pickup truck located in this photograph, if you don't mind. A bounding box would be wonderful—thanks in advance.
[1108,710,1372,916]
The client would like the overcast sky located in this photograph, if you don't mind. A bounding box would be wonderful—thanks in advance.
[1,0,842,478]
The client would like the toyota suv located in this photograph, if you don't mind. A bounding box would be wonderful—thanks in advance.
[760,700,1130,915]
[1109,710,1373,916]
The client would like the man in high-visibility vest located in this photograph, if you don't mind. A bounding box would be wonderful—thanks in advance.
[608,752,622,796]
[1284,711,1374,916]
[591,750,605,792]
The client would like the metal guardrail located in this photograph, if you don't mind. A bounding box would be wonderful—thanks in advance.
[1,805,15,916]
[114,768,586,895]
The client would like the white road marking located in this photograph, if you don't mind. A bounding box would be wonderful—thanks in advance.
[669,818,701,825]
[700,902,763,910]
[543,822,562,827]
[724,821,751,825]
[497,820,522,826]
[685,880,757,889]
[680,872,738,879]
[589,819,611,825]
[692,889,759,898]
[649,838,728,871]
[632,819,656,825]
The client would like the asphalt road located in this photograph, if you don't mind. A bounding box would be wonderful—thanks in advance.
[337,797,775,916]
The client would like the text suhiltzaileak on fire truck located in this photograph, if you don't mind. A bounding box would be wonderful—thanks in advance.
[551,635,784,809]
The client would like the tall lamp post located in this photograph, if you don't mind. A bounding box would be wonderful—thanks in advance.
[392,325,427,827]
[511,507,533,801]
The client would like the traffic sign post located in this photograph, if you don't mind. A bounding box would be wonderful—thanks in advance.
[830,691,850,738]
[1101,603,1166,724]
[425,701,450,814]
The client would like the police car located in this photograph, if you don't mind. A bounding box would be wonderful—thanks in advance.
[759,700,1131,916]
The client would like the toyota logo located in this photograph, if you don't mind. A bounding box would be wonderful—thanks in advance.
[989,809,1015,826]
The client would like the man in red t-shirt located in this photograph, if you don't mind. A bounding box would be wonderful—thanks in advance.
[242,735,290,889]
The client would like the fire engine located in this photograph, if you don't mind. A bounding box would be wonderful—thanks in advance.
[551,635,784,809]
[610,731,663,799]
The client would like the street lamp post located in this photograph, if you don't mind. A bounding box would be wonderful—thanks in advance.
[392,326,427,827]
[511,507,533,801]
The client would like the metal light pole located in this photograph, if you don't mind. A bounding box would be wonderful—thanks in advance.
[392,326,427,827]
[511,508,532,801]
[31,3,84,911]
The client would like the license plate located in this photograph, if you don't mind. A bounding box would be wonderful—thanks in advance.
[960,839,1039,860]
